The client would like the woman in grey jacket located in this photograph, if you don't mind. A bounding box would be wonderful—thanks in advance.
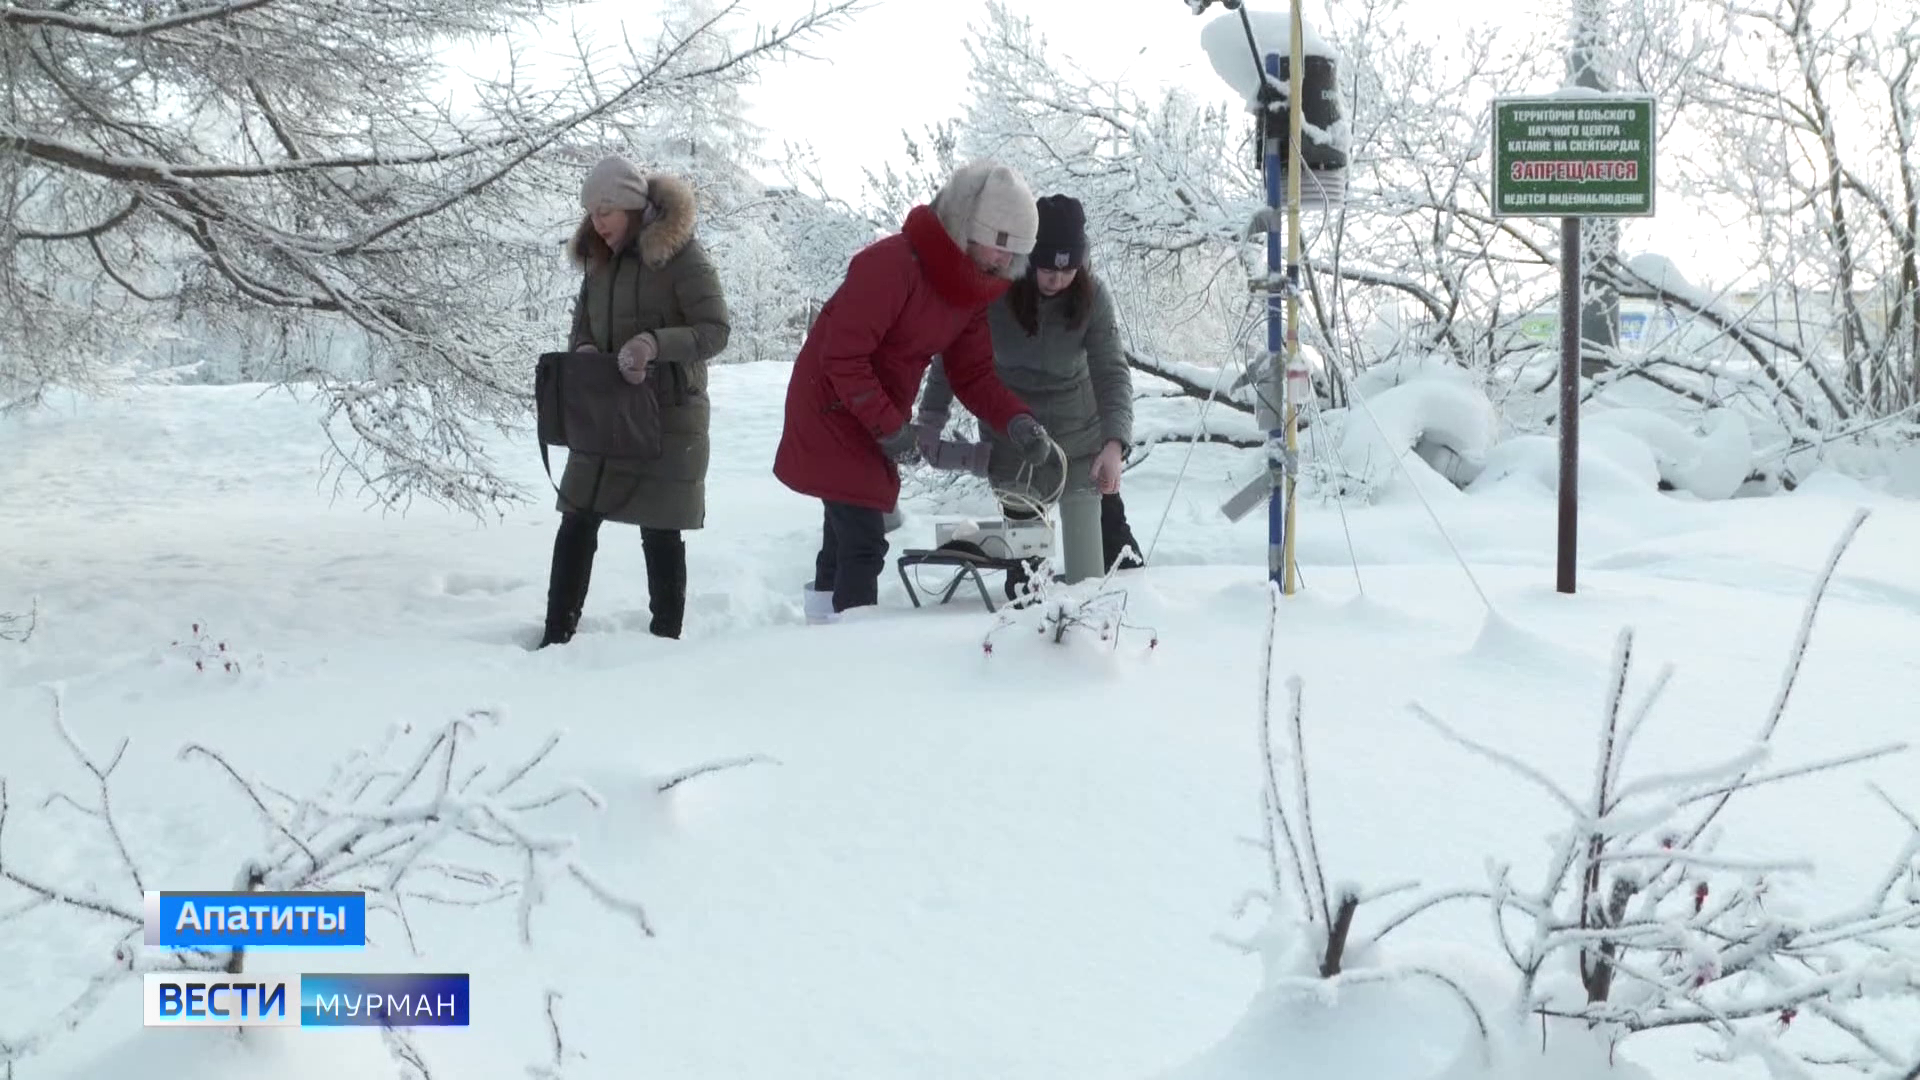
[916,194,1144,578]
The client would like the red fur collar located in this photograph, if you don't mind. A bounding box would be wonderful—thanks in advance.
[903,204,1010,309]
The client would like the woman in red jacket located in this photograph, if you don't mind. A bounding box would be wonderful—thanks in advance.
[774,160,1055,617]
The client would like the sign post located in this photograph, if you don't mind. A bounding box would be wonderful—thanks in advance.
[1491,92,1655,594]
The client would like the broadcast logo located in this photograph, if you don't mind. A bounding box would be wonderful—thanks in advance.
[141,890,469,1028]
[144,973,470,1028]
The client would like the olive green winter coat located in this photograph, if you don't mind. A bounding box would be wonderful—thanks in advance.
[558,172,730,529]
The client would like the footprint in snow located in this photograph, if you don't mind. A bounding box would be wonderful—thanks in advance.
[436,572,531,598]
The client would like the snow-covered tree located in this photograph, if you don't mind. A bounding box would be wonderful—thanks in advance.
[759,179,882,318]
[711,216,803,364]
[0,0,859,515]
[564,0,875,370]
[1596,0,1920,483]
[955,3,1257,381]
[940,2,1586,436]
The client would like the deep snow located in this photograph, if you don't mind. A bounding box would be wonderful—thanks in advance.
[3,362,1918,1079]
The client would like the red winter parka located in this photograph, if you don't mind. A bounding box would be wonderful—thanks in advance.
[773,204,1033,511]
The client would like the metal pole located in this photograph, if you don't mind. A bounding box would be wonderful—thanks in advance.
[1557,215,1581,594]
[1279,0,1306,596]
[1570,0,1619,374]
[1263,50,1286,590]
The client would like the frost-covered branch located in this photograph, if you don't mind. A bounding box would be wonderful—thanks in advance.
[526,987,587,1079]
[1408,508,1920,1073]
[654,752,779,794]
[0,698,662,1072]
[3,0,864,515]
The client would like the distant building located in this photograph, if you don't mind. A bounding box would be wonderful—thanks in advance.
[1514,296,1679,348]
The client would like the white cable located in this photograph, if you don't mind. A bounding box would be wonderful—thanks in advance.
[992,431,1069,511]
[1141,305,1263,566]
[1335,379,1494,614]
[985,432,1069,574]
[1301,382,1365,597]
[1306,207,1490,614]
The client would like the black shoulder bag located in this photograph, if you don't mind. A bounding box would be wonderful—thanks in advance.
[534,350,664,511]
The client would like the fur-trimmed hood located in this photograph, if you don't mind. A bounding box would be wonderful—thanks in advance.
[568,171,699,271]
[902,205,1011,309]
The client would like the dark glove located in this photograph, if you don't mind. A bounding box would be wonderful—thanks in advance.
[914,418,943,460]
[923,434,992,477]
[1007,414,1052,467]
[878,422,921,465]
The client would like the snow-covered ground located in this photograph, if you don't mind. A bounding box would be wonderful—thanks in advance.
[3,362,1917,1079]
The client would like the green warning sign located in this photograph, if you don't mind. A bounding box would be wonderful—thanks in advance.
[1491,94,1656,218]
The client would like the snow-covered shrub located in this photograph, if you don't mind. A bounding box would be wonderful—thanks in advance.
[1391,508,1920,1076]
[1158,585,1499,1080]
[166,621,256,676]
[0,696,668,1075]
[1332,377,1498,498]
[1584,407,1754,499]
[981,566,1158,656]
[1174,510,1919,1079]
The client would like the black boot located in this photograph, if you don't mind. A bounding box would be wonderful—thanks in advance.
[1103,492,1145,570]
[641,528,686,639]
[540,513,602,647]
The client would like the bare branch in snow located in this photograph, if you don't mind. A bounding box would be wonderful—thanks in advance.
[46,688,144,895]
[1408,508,1920,1073]
[1681,506,1871,847]
[655,754,779,794]
[1257,585,1318,923]
[526,987,587,1078]
[0,698,656,1071]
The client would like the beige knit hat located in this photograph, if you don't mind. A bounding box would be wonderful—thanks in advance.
[581,155,650,213]
[933,160,1039,255]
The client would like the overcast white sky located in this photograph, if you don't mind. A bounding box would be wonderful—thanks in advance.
[736,0,1241,195]
[523,0,1733,285]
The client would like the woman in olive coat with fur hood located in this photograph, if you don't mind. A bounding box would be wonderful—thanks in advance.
[540,155,731,647]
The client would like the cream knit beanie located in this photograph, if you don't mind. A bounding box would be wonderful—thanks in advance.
[581,155,650,213]
[934,161,1039,255]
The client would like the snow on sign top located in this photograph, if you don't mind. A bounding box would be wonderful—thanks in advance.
[1201,7,1337,110]
[1545,85,1612,99]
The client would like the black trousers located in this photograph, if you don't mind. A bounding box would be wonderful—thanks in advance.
[542,512,685,643]
[1102,492,1146,570]
[812,501,889,613]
